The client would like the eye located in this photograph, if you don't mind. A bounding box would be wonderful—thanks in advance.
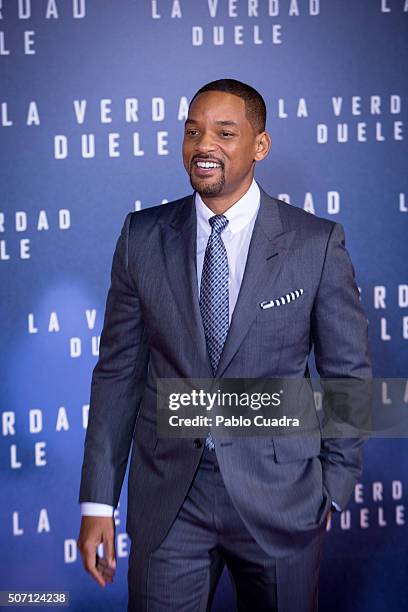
[220,131,234,138]
[185,129,199,136]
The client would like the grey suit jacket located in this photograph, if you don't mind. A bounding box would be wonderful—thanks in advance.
[79,186,372,558]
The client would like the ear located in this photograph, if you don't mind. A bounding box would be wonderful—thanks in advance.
[254,132,271,162]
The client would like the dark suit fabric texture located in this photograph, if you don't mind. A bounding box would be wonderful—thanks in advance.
[79,186,372,610]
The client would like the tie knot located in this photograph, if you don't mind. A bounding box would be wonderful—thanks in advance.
[209,214,229,235]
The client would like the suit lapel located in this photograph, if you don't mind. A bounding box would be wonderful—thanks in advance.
[215,188,296,377]
[160,195,214,377]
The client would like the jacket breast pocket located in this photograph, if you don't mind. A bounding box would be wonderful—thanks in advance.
[256,288,311,351]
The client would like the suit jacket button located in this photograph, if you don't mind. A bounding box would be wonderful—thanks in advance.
[193,439,202,448]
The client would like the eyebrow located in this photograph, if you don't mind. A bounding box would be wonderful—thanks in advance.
[184,119,238,127]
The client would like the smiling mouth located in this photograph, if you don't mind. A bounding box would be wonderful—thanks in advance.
[191,159,223,175]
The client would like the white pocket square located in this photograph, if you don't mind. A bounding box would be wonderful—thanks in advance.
[260,288,304,309]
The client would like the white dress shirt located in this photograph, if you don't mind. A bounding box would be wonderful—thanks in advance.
[81,178,340,516]
[195,178,260,323]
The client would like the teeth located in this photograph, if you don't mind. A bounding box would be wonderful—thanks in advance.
[196,161,221,169]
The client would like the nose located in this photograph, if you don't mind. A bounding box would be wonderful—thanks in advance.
[194,131,217,153]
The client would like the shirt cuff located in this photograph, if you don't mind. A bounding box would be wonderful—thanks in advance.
[80,502,115,517]
[331,500,342,512]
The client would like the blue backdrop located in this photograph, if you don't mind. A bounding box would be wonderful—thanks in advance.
[1,1,407,610]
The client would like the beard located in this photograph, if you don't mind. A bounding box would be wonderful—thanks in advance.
[189,167,226,197]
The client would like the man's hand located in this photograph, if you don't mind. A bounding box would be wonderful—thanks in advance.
[77,516,117,588]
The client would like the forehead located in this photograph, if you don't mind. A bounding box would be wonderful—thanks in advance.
[187,91,248,124]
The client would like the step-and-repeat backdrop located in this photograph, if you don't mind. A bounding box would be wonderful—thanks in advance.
[1,1,407,611]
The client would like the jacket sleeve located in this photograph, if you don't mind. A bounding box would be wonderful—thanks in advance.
[79,212,149,508]
[311,222,372,510]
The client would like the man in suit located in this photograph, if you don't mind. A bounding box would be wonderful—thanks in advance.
[78,79,372,611]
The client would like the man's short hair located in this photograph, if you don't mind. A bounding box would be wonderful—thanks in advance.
[189,79,266,134]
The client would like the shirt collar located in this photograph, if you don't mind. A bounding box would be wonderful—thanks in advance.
[195,178,260,236]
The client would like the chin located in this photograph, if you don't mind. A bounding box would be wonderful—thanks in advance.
[190,176,225,197]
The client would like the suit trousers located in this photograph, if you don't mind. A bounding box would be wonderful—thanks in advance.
[128,445,327,612]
